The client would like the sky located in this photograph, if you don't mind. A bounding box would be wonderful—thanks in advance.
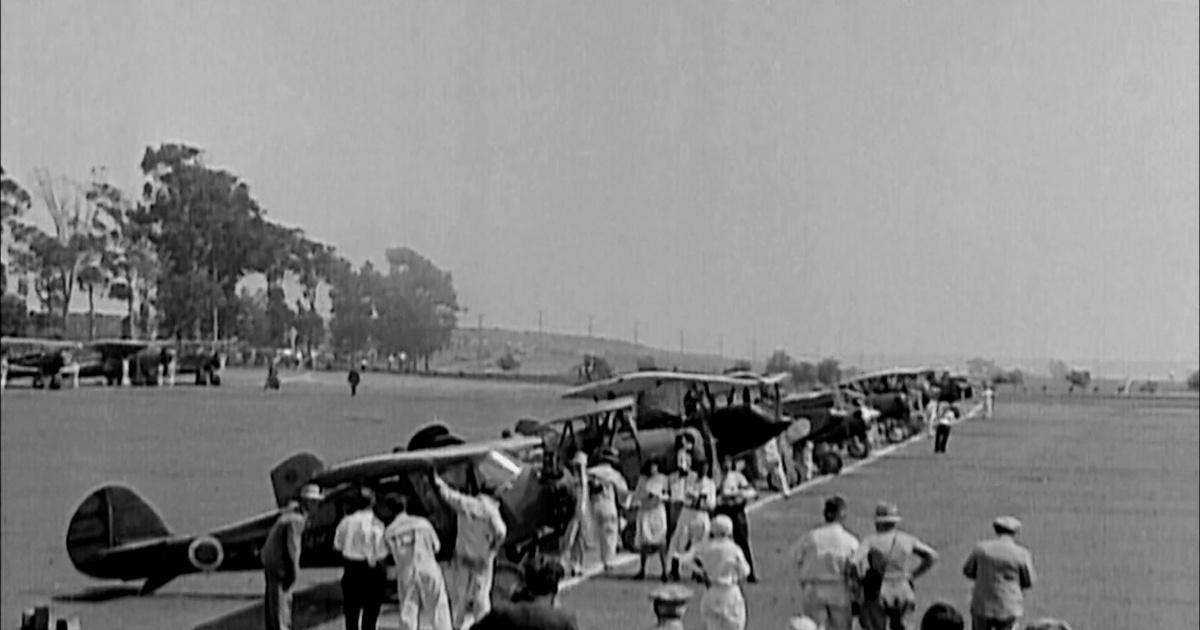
[2,0,1197,365]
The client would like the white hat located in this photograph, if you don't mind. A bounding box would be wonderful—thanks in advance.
[711,514,734,538]
[789,616,818,630]
[298,484,323,502]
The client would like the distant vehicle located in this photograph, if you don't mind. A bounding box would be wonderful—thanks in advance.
[65,433,576,602]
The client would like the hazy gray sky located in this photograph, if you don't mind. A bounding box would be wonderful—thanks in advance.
[2,1,1197,363]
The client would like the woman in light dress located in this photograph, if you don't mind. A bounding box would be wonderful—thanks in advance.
[633,458,670,581]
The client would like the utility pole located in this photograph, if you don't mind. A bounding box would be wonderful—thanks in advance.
[718,335,724,359]
[679,330,685,358]
[537,310,543,342]
[633,320,639,345]
[477,314,484,370]
[751,337,757,364]
[587,315,594,339]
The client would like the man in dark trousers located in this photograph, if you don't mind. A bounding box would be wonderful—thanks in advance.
[260,484,323,630]
[333,487,389,630]
[715,455,758,583]
[474,556,579,630]
[348,364,361,397]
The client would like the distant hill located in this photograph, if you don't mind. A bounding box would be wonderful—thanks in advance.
[429,327,739,378]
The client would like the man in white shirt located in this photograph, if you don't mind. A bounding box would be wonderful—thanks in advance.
[433,472,508,630]
[333,487,390,630]
[383,493,452,630]
[667,461,716,582]
[715,456,758,583]
[789,496,859,630]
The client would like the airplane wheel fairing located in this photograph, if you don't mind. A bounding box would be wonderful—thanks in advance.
[187,536,224,572]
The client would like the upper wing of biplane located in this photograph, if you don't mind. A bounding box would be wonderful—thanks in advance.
[1,336,84,353]
[87,338,157,358]
[562,370,789,400]
[306,435,542,490]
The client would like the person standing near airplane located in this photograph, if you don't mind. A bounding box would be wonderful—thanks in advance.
[334,487,390,630]
[668,460,716,582]
[933,405,954,455]
[260,484,323,630]
[666,446,692,563]
[384,493,452,630]
[687,514,751,630]
[715,455,758,583]
[633,458,670,581]
[561,452,592,576]
[983,384,995,420]
[433,472,508,630]
[587,448,630,572]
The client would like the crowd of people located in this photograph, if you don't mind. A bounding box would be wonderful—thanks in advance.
[256,379,1072,630]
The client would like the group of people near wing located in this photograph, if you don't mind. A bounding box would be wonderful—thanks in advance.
[257,377,1068,630]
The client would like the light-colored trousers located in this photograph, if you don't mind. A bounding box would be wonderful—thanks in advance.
[263,573,293,630]
[591,507,621,567]
[799,584,854,630]
[700,583,746,630]
[396,563,452,630]
[441,557,494,630]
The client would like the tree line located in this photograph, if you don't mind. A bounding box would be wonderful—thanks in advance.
[1,144,459,367]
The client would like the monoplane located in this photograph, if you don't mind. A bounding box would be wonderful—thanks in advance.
[65,429,576,602]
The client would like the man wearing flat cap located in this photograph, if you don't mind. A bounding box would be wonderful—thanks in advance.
[963,516,1037,630]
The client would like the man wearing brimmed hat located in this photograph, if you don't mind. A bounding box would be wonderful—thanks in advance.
[790,496,859,630]
[587,447,630,572]
[853,502,938,630]
[963,517,1037,630]
[648,584,694,630]
[260,483,323,630]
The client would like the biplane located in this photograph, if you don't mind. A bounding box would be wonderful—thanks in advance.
[557,370,794,472]
[65,430,576,602]
[1,336,224,388]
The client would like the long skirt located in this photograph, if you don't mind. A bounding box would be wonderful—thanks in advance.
[635,503,668,549]
[700,583,746,630]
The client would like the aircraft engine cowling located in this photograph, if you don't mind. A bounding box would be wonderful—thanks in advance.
[187,535,224,573]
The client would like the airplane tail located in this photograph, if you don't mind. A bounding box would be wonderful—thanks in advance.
[270,452,325,508]
[66,484,172,574]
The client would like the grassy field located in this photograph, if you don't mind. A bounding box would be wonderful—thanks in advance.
[560,394,1200,630]
[1,371,1196,629]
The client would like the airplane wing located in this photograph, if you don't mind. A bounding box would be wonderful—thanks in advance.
[2,336,83,352]
[88,339,155,358]
[309,436,542,489]
[562,371,785,400]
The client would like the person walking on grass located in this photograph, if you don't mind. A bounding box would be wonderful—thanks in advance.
[963,517,1037,630]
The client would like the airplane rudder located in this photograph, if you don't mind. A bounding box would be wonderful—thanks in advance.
[270,452,325,508]
[66,484,171,569]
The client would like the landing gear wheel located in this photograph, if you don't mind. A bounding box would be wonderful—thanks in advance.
[886,424,908,444]
[817,452,843,475]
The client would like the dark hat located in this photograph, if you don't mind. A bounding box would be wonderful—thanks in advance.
[874,501,902,523]
[650,584,693,618]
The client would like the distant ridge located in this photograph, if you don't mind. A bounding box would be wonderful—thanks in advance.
[432,327,1197,381]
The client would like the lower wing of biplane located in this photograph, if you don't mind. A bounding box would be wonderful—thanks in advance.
[64,434,574,595]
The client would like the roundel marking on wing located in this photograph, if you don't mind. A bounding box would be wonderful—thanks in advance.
[188,535,224,572]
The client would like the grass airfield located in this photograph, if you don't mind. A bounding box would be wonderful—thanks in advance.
[1,370,1197,629]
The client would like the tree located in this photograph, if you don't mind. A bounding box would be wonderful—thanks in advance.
[816,357,841,387]
[1065,369,1091,394]
[18,169,117,331]
[765,349,793,374]
[370,247,460,371]
[1,166,33,294]
[791,361,818,387]
[291,237,335,360]
[328,257,378,355]
[139,144,271,340]
[0,293,30,336]
[1187,370,1199,392]
[87,170,157,339]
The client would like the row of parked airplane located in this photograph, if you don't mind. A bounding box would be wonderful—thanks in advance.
[0,336,225,389]
[62,367,976,602]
